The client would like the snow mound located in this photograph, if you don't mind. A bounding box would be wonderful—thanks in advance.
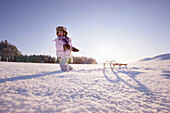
[0,59,170,112]
[139,53,170,62]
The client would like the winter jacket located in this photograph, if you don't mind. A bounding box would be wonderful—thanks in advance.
[53,36,72,58]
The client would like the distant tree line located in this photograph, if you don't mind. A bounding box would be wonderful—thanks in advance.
[0,40,97,64]
[72,56,97,64]
[56,56,97,64]
[0,40,56,63]
[15,55,56,63]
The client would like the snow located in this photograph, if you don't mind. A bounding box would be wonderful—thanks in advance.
[0,58,170,112]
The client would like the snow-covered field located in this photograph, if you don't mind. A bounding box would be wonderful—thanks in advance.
[0,56,170,112]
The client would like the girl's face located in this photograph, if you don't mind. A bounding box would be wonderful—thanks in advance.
[57,31,64,37]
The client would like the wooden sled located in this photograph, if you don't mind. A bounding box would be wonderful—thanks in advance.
[104,60,127,69]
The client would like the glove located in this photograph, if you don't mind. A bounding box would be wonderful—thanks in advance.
[72,47,79,52]
[63,44,79,52]
[63,44,71,51]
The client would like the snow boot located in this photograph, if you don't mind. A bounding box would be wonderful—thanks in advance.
[68,65,73,70]
[60,64,69,72]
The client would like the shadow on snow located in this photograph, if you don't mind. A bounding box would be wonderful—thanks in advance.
[103,68,153,95]
[0,70,63,83]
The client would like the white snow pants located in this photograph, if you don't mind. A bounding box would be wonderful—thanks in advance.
[59,57,73,71]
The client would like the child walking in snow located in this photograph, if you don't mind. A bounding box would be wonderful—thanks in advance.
[53,26,79,71]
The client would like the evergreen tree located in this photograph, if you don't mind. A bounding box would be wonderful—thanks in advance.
[0,40,21,61]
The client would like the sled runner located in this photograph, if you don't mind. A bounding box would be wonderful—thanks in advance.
[103,60,110,69]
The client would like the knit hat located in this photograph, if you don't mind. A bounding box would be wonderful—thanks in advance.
[56,26,68,34]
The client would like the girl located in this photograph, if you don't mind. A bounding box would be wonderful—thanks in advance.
[53,26,79,71]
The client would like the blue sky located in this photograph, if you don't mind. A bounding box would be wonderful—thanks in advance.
[0,0,170,63]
